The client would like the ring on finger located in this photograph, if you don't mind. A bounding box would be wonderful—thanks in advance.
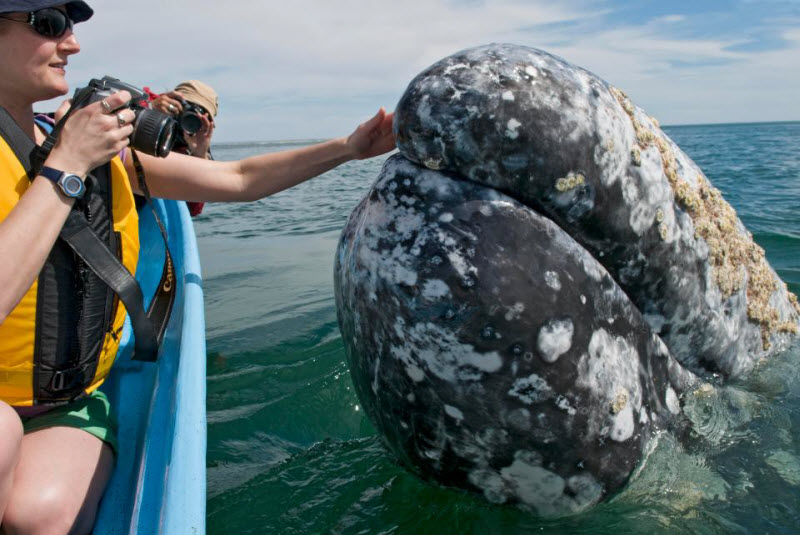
[167,103,176,113]
[116,112,127,127]
[101,99,112,113]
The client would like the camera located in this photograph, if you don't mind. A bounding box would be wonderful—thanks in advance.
[176,100,208,136]
[72,76,176,158]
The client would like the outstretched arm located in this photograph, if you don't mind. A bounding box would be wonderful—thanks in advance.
[128,108,395,202]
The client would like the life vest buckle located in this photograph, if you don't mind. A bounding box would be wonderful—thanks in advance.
[51,370,69,391]
[49,366,86,392]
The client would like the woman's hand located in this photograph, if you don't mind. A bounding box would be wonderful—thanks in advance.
[183,113,214,158]
[345,108,396,160]
[45,91,135,176]
[150,91,184,117]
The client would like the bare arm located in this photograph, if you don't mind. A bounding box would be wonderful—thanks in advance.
[127,108,395,202]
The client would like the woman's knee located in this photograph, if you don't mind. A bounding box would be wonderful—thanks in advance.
[2,483,91,535]
[2,428,113,535]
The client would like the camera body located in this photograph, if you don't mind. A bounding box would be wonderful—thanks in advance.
[72,76,176,158]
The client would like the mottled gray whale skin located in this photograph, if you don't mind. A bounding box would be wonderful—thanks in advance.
[334,44,799,515]
[394,44,799,377]
[335,155,696,514]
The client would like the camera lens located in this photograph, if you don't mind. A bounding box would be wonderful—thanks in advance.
[179,112,203,136]
[131,109,176,157]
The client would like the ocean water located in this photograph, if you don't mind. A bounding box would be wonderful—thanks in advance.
[201,122,800,534]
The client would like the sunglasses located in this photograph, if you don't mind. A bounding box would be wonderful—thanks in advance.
[0,8,74,38]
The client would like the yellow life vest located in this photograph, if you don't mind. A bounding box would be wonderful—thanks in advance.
[0,135,140,406]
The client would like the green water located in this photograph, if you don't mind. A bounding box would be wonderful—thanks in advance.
[201,123,800,534]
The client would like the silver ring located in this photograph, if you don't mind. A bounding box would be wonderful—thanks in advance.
[168,104,176,113]
[101,99,112,113]
[116,113,127,127]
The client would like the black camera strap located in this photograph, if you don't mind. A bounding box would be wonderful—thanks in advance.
[30,87,93,173]
[130,149,176,349]
[0,105,170,362]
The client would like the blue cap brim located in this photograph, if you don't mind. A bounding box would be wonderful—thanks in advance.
[65,1,93,23]
[0,1,93,23]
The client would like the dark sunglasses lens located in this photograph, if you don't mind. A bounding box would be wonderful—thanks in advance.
[33,8,71,38]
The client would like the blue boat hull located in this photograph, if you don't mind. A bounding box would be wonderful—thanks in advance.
[94,199,206,534]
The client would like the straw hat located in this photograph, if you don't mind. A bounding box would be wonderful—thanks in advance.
[173,80,218,118]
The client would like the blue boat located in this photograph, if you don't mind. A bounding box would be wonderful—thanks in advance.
[93,199,207,534]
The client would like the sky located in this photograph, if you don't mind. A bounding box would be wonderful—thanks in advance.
[42,0,800,143]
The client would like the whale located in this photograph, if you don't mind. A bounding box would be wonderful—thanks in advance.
[333,44,800,515]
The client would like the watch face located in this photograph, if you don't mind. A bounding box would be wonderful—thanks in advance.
[62,174,84,197]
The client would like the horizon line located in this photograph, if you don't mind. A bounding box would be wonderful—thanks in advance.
[213,119,800,147]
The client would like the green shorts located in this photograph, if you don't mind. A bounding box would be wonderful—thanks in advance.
[21,389,118,456]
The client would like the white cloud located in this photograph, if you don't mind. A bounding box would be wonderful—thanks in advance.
[652,15,687,24]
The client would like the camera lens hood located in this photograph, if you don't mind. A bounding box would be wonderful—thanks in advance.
[132,109,176,157]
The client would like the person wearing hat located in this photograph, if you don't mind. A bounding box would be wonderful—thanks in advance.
[151,80,219,160]
[150,80,220,216]
[0,1,394,533]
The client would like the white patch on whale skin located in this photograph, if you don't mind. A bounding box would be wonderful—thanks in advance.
[504,302,525,321]
[469,452,603,514]
[555,395,577,416]
[578,329,642,400]
[468,469,509,504]
[508,374,554,404]
[502,90,515,101]
[390,321,503,383]
[591,95,630,188]
[479,205,493,216]
[611,404,635,442]
[405,364,426,382]
[537,319,574,363]
[639,407,649,424]
[544,271,561,291]
[506,118,522,139]
[447,250,473,278]
[565,474,604,511]
[576,329,644,439]
[443,62,470,75]
[422,279,450,300]
[579,254,606,282]
[666,386,681,414]
[438,212,454,223]
[500,457,566,515]
[444,404,464,421]
[628,203,653,236]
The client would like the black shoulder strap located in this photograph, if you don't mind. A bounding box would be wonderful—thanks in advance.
[0,106,170,362]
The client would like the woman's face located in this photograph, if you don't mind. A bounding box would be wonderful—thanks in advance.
[0,7,81,105]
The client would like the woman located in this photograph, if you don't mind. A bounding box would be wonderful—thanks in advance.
[0,2,395,533]
[150,79,220,216]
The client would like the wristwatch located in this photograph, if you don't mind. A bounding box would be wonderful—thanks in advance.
[39,166,86,199]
